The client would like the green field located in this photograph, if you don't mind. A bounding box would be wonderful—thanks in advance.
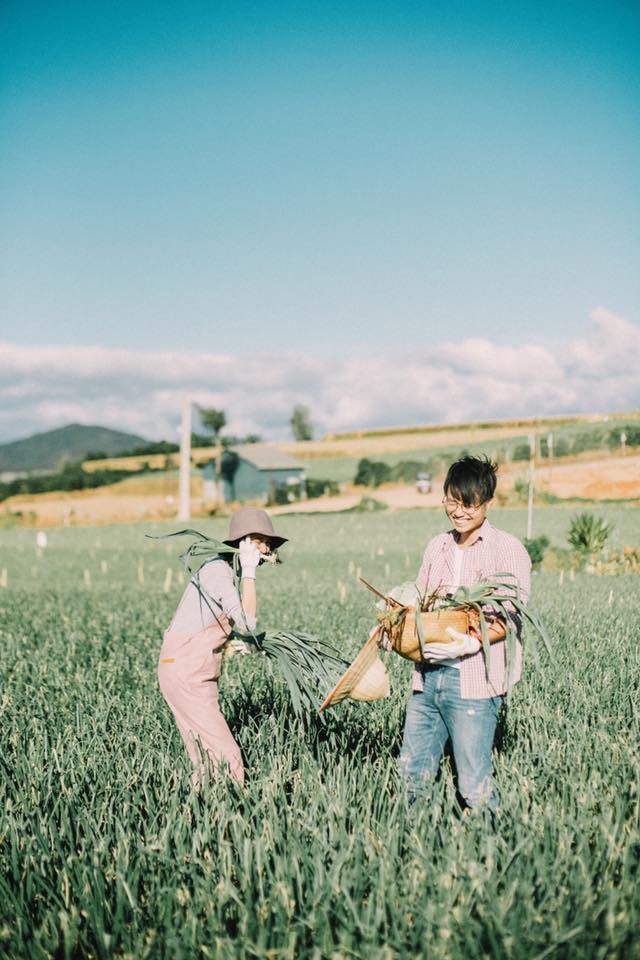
[1,506,639,959]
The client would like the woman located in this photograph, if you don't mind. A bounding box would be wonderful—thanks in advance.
[158,507,287,786]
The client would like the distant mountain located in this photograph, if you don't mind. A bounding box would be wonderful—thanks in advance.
[0,424,149,473]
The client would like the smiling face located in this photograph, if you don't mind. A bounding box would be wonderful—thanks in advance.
[442,493,493,543]
[441,456,498,545]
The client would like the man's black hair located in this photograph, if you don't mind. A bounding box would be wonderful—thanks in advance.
[443,455,498,506]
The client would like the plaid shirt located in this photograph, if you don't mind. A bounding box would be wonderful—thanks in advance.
[412,519,531,699]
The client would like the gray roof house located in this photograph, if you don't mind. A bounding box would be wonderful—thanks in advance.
[202,444,306,503]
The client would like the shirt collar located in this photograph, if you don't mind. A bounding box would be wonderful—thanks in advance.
[448,517,494,547]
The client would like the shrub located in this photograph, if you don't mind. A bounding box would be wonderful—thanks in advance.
[268,482,299,506]
[512,443,531,462]
[567,513,613,554]
[371,462,392,487]
[540,546,581,571]
[350,495,388,512]
[121,440,180,456]
[572,429,608,454]
[513,477,529,503]
[0,462,135,502]
[354,458,374,486]
[390,460,437,484]
[524,535,550,568]
[305,478,340,499]
[354,458,392,487]
[608,425,640,449]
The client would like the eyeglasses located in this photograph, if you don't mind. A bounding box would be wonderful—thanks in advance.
[441,497,486,515]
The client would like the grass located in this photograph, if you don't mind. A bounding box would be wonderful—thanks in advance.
[1,506,639,958]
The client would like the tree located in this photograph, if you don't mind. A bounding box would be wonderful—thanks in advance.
[219,450,240,500]
[354,458,374,486]
[198,407,226,445]
[290,404,313,442]
[197,406,227,506]
[354,458,392,488]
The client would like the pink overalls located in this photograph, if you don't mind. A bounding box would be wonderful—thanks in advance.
[157,613,245,785]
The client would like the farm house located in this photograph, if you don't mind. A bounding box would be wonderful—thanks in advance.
[201,443,306,503]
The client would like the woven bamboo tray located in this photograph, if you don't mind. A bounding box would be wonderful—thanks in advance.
[391,608,470,662]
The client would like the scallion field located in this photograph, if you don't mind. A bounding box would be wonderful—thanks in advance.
[1,505,639,959]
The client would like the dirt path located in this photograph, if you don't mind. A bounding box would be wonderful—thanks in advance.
[272,454,640,514]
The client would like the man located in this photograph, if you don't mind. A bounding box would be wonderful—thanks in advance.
[398,456,531,815]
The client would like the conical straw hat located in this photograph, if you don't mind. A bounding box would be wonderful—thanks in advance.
[319,627,390,712]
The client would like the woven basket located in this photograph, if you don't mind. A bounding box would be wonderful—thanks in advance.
[390,607,470,662]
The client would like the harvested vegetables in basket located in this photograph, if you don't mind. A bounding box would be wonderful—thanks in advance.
[361,573,551,695]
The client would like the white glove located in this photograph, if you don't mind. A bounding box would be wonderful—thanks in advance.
[223,638,254,660]
[424,627,481,662]
[238,536,260,579]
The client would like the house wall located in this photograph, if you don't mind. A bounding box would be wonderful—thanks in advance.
[222,461,304,502]
[201,461,217,501]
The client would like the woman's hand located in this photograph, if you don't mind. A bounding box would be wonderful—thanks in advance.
[223,638,255,659]
[239,536,260,579]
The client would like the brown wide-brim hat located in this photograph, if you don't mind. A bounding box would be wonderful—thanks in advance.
[319,626,390,712]
[223,507,288,549]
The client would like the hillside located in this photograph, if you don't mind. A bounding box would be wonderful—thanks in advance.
[0,424,149,474]
[82,410,638,484]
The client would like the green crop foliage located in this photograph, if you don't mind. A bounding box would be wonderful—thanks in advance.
[567,512,614,555]
[0,505,639,958]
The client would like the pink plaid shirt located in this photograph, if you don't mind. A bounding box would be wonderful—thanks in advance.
[412,519,531,699]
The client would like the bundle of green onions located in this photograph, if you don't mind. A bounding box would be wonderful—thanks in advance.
[237,629,349,721]
[147,527,242,575]
[147,529,349,718]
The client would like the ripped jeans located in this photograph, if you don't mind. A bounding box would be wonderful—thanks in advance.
[398,665,502,812]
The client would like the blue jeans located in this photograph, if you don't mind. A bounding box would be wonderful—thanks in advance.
[398,665,502,812]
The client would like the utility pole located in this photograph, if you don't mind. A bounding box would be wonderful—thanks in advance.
[526,432,535,540]
[178,396,192,522]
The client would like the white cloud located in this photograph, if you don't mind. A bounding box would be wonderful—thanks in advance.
[0,308,638,443]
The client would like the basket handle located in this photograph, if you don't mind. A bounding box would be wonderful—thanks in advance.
[358,576,404,608]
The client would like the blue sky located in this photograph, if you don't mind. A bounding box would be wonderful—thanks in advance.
[1,1,639,441]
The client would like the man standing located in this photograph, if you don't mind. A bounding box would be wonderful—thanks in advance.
[398,456,531,815]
